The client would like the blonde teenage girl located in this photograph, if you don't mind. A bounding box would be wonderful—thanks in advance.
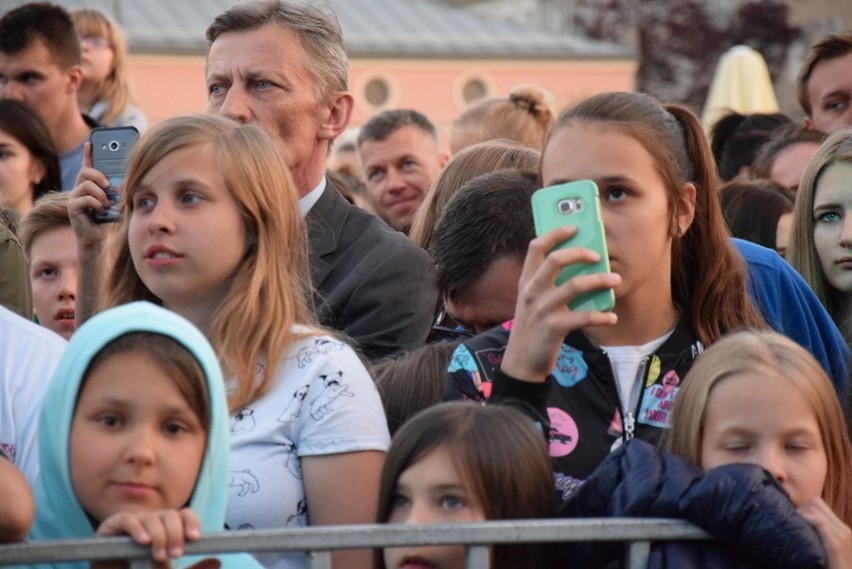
[69,114,389,569]
[668,330,852,569]
[788,129,852,344]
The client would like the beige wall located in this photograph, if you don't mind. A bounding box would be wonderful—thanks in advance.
[350,58,636,141]
[128,53,636,140]
[128,54,209,123]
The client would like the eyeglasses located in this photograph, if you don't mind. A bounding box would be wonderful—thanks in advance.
[431,306,476,342]
[78,35,111,49]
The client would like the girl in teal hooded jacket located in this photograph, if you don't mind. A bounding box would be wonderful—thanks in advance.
[28,301,262,569]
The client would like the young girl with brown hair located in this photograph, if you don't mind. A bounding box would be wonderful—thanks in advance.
[375,402,557,569]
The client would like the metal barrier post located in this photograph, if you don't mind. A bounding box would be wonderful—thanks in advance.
[465,545,489,569]
[626,540,651,569]
[0,519,711,567]
[308,550,332,569]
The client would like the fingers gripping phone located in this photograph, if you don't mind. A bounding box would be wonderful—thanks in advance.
[90,126,139,223]
[531,180,615,312]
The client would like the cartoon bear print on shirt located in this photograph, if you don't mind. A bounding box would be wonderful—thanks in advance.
[229,470,260,497]
[278,441,303,480]
[286,499,308,527]
[310,371,354,420]
[277,384,310,424]
[297,338,345,368]
[224,523,255,530]
[230,407,256,434]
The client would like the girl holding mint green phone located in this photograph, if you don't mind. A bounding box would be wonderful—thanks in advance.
[447,91,766,489]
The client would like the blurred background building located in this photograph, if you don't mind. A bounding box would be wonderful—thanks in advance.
[0,0,848,133]
[439,0,852,119]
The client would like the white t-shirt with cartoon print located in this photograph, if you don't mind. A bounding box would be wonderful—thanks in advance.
[225,332,390,569]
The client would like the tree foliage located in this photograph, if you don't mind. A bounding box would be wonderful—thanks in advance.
[567,0,799,110]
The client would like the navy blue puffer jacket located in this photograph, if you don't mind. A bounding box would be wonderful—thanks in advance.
[557,439,827,569]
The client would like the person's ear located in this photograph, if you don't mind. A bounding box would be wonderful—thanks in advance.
[803,115,814,130]
[28,158,46,188]
[437,151,450,169]
[318,91,354,142]
[675,182,697,237]
[66,65,84,94]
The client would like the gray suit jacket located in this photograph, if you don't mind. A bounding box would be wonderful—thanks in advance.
[306,181,437,361]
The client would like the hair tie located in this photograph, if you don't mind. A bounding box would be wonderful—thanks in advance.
[510,93,537,114]
[664,107,695,182]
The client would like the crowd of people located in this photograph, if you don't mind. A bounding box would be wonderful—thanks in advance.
[0,1,851,568]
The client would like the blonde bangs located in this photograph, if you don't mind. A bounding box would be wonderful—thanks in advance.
[71,10,111,40]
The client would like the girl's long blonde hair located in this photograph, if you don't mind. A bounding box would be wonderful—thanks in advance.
[102,114,317,410]
[787,129,852,343]
[668,329,852,525]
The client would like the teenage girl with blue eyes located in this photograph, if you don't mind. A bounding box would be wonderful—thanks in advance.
[375,402,557,569]
[788,129,852,345]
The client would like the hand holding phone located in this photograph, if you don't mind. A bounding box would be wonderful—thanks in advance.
[530,180,615,312]
[89,126,139,223]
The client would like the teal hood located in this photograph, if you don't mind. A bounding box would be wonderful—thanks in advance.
[30,302,262,568]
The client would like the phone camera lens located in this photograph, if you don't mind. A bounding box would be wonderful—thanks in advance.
[108,140,120,151]
[558,199,575,214]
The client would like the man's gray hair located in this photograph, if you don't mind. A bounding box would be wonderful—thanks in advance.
[206,0,349,101]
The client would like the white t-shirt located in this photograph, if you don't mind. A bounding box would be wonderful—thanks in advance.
[225,332,390,569]
[602,330,673,413]
[0,305,66,485]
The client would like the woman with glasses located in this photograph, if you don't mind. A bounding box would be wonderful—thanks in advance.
[71,9,147,131]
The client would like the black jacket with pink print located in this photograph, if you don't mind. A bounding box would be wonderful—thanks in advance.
[444,315,703,500]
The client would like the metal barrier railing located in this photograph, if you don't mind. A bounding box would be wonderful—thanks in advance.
[0,518,712,569]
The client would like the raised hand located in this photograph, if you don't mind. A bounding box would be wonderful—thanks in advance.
[501,225,620,382]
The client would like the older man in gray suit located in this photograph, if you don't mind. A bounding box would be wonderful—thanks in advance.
[205,0,436,362]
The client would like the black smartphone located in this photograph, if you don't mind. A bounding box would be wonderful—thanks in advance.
[90,126,139,223]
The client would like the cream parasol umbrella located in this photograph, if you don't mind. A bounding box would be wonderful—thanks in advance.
[702,45,780,133]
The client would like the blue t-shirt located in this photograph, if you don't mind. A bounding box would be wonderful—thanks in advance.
[59,142,84,191]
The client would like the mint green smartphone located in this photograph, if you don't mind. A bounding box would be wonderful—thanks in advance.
[530,180,615,312]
